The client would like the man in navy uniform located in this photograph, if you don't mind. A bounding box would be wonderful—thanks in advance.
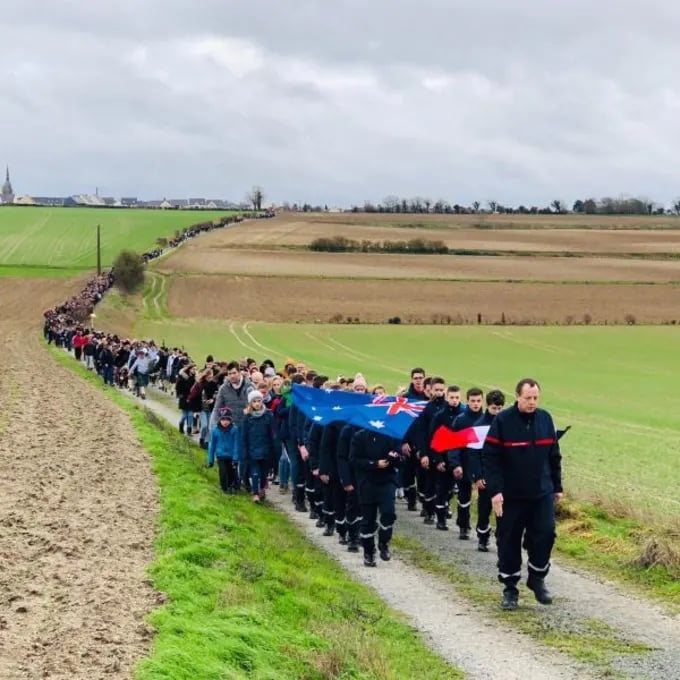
[350,429,402,567]
[482,378,563,611]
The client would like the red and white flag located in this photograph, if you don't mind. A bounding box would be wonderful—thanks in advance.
[430,425,490,453]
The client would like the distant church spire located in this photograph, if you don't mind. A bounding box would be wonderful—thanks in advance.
[2,164,15,204]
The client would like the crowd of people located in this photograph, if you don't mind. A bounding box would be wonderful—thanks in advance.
[42,217,564,611]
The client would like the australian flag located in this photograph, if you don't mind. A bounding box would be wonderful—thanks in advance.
[291,384,428,440]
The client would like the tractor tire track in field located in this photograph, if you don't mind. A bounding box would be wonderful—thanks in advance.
[0,279,159,680]
[137,388,680,680]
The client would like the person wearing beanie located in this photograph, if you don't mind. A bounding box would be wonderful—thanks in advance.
[207,407,240,494]
[353,373,368,394]
[241,392,276,503]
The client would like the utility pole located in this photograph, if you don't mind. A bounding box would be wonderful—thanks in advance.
[96,224,101,276]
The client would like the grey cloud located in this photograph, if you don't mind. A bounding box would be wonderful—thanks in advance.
[2,1,680,205]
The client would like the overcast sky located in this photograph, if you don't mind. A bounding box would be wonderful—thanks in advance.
[2,1,680,206]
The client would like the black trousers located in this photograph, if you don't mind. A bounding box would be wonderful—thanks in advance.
[402,453,418,506]
[434,468,452,523]
[359,483,396,554]
[476,487,493,542]
[306,468,323,514]
[456,477,472,529]
[343,486,361,541]
[294,452,307,505]
[496,494,556,586]
[420,466,437,517]
[322,479,337,528]
[216,458,237,492]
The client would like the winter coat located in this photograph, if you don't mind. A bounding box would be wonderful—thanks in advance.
[350,429,402,502]
[482,403,562,500]
[209,378,254,430]
[241,410,276,462]
[207,423,240,465]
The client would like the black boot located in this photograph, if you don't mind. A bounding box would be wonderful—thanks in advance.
[338,533,348,545]
[309,509,319,520]
[378,543,392,561]
[322,525,335,537]
[501,586,519,610]
[315,516,325,528]
[363,552,377,567]
[423,514,435,525]
[347,533,360,553]
[477,538,489,552]
[527,575,553,605]
[436,519,448,531]
[459,527,470,540]
[295,501,308,513]
[179,422,184,434]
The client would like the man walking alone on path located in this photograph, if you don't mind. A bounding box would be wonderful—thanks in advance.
[482,378,563,611]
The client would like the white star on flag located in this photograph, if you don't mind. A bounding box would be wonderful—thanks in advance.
[332,406,343,411]
[313,415,324,422]
[369,420,385,429]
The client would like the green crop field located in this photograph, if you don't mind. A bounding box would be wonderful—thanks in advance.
[0,207,237,275]
[95,277,680,525]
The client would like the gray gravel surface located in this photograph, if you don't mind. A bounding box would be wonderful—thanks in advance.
[134,388,679,679]
[395,502,680,679]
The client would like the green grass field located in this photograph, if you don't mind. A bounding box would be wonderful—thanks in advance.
[0,207,237,274]
[96,282,679,524]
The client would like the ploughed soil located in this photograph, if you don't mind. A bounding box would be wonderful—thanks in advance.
[158,247,680,283]
[0,279,158,679]
[167,274,680,324]
[191,213,680,253]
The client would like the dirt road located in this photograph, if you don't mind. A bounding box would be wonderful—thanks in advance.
[0,280,158,679]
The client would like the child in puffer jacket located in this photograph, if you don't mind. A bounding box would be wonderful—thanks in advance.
[207,407,240,494]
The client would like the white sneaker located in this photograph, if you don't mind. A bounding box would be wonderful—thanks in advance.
[396,487,405,499]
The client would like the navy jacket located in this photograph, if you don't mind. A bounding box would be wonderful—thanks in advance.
[482,404,562,500]
[241,410,276,462]
[337,424,359,487]
[412,396,446,456]
[466,409,496,482]
[349,429,402,495]
[304,421,324,470]
[446,406,483,471]
[319,421,344,478]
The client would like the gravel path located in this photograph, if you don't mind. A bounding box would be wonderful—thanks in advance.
[395,503,680,679]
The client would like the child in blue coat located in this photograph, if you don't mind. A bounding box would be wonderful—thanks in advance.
[207,407,240,494]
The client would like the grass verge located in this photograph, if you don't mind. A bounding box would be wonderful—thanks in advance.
[47,345,462,680]
[555,500,680,610]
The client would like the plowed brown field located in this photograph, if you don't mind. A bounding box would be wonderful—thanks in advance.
[167,275,680,324]
[0,279,158,679]
[158,248,680,283]
[198,217,680,253]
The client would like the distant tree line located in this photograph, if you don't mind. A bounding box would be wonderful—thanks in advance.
[281,195,680,216]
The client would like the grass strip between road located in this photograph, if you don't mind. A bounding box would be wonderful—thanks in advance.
[48,345,463,680]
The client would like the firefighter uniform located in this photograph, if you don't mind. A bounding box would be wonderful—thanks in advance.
[449,406,484,538]
[482,402,562,607]
[337,424,362,551]
[350,429,402,566]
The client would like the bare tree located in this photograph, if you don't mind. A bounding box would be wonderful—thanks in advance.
[472,200,480,213]
[551,199,563,214]
[672,198,680,216]
[487,200,497,213]
[246,185,265,211]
